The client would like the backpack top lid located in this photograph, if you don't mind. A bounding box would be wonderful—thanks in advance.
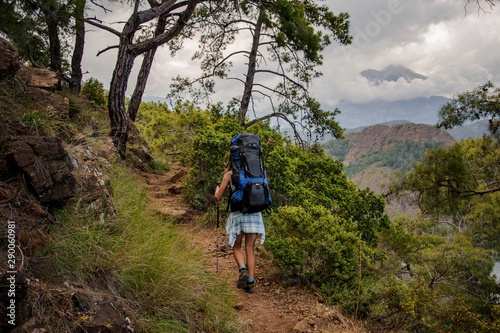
[230,133,261,152]
[230,133,263,178]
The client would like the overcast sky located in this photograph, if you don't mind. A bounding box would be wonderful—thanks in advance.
[82,0,500,108]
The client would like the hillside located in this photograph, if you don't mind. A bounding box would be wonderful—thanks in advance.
[0,42,364,332]
[324,122,456,193]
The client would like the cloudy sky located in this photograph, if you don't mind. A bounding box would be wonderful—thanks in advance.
[82,0,500,113]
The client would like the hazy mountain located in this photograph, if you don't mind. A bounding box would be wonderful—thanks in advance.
[360,65,428,84]
[445,120,490,141]
[333,96,450,129]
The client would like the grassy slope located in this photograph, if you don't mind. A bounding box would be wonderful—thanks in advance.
[0,75,241,332]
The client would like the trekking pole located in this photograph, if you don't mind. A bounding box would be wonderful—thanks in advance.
[216,203,220,273]
[216,203,220,229]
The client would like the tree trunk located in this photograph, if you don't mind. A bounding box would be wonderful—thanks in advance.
[239,7,264,126]
[109,45,135,158]
[128,15,167,122]
[108,1,139,159]
[45,4,62,74]
[70,0,85,94]
[106,0,198,156]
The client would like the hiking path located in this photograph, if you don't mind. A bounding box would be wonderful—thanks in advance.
[143,162,364,333]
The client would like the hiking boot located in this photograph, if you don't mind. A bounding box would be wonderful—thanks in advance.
[237,269,249,289]
[244,281,255,294]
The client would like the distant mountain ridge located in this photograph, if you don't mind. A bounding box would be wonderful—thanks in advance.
[323,122,455,193]
[333,96,450,129]
[360,65,428,84]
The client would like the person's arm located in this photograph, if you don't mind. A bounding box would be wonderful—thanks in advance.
[214,171,231,202]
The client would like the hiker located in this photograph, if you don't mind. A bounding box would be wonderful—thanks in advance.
[214,162,266,294]
[214,133,271,293]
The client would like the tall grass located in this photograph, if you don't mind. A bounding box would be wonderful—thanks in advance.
[43,165,242,332]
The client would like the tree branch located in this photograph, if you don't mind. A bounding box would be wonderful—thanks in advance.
[84,17,121,37]
[96,45,119,56]
[245,112,306,146]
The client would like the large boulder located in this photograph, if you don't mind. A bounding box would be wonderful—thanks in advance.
[0,37,21,80]
[1,136,76,204]
[17,67,59,91]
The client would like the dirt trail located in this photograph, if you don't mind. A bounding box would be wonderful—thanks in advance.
[143,163,364,333]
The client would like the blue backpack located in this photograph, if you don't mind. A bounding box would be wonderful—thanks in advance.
[228,133,272,214]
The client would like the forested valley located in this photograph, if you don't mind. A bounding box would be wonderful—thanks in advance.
[1,0,500,332]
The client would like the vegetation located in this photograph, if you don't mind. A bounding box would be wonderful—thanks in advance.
[376,86,500,331]
[324,133,448,178]
[3,1,500,331]
[131,95,500,331]
[0,76,240,331]
[138,104,390,315]
[41,164,241,332]
[81,77,107,107]
[438,81,500,140]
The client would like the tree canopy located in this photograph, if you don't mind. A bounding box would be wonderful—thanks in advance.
[437,81,500,140]
[169,0,351,144]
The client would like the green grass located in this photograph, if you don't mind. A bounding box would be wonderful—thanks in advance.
[41,165,242,332]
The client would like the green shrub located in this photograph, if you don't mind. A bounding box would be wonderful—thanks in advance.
[81,77,107,106]
[266,205,376,309]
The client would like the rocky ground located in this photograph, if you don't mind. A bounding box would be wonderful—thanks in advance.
[144,163,366,333]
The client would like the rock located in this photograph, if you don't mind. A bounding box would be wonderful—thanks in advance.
[10,317,47,333]
[0,37,21,80]
[17,67,59,91]
[234,302,244,310]
[169,167,187,183]
[292,317,317,332]
[79,300,133,333]
[2,136,76,204]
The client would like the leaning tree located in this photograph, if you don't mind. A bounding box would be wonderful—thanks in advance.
[86,0,205,157]
[168,0,351,144]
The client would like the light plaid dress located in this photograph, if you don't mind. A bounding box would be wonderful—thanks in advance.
[225,211,266,247]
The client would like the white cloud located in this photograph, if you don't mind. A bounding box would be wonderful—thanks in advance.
[314,0,500,105]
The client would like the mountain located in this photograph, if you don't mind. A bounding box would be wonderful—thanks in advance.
[360,65,428,84]
[333,96,450,129]
[324,122,456,194]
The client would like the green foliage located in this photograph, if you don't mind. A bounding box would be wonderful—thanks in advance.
[21,110,54,135]
[0,0,77,70]
[326,138,446,178]
[181,114,390,312]
[169,0,350,140]
[20,107,75,138]
[323,138,350,161]
[265,205,377,310]
[136,100,214,165]
[396,138,500,234]
[81,77,107,106]
[437,81,500,140]
[378,133,500,331]
[372,213,500,332]
[265,143,389,246]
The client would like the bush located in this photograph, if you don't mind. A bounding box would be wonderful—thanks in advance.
[81,77,107,106]
[266,205,376,309]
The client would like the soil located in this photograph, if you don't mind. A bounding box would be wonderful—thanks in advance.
[143,163,366,333]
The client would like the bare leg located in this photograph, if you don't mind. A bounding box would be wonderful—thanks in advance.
[244,233,258,278]
[232,232,246,268]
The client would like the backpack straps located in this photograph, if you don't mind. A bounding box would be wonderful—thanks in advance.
[226,183,232,213]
